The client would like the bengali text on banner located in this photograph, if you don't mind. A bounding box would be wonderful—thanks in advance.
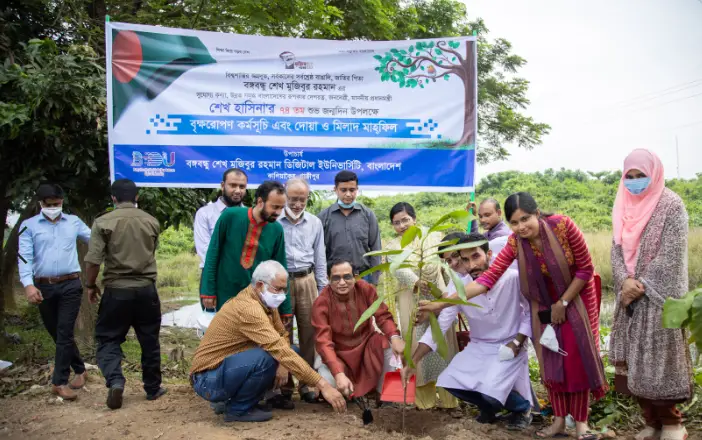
[106,21,477,191]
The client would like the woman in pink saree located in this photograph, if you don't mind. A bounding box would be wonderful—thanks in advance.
[458,192,607,440]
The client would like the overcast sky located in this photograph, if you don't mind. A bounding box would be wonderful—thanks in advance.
[468,0,702,181]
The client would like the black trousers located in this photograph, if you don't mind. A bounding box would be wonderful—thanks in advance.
[95,284,162,394]
[36,278,85,386]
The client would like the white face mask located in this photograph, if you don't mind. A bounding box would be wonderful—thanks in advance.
[539,324,568,356]
[285,206,304,221]
[41,206,62,220]
[261,286,287,309]
[498,344,515,362]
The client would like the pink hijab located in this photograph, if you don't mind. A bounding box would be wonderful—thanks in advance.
[612,149,665,275]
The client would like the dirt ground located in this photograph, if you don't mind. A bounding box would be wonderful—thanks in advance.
[1,376,699,440]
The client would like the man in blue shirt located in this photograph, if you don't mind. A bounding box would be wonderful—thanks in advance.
[17,183,92,401]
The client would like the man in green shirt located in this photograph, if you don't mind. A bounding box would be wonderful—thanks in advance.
[85,179,165,410]
[200,180,291,322]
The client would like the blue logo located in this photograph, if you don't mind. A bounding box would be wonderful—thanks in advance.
[131,151,175,167]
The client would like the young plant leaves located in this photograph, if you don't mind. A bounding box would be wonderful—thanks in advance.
[354,293,385,332]
[428,312,448,359]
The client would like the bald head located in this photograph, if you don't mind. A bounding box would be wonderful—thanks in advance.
[480,198,500,211]
[478,198,503,231]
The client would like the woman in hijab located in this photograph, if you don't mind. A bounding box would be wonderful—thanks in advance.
[609,149,692,440]
[444,192,607,440]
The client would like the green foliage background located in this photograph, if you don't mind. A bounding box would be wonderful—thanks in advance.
[155,169,702,295]
[337,169,702,241]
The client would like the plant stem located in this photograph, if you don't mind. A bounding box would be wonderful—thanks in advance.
[402,385,407,433]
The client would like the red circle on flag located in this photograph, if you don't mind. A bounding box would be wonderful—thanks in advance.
[112,30,143,83]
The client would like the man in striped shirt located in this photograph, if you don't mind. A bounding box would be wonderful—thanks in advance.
[190,260,346,423]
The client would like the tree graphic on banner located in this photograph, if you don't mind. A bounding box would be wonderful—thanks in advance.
[374,40,476,147]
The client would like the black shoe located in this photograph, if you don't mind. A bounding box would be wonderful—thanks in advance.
[146,387,167,401]
[475,409,497,424]
[267,394,295,410]
[299,386,317,403]
[224,407,273,423]
[106,386,124,410]
[211,401,226,414]
[506,411,533,431]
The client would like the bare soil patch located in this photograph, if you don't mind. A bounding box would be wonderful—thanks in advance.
[2,375,699,440]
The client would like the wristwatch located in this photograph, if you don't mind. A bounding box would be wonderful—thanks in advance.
[512,339,522,347]
[561,299,569,307]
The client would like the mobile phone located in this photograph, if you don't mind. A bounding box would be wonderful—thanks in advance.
[538,309,552,324]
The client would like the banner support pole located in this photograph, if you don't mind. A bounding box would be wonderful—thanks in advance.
[466,28,478,234]
[466,192,476,233]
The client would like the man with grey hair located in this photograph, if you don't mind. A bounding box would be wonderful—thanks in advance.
[277,178,327,402]
[190,260,346,423]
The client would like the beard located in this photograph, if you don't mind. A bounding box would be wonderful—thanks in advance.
[260,206,279,223]
[469,263,490,280]
[222,193,243,207]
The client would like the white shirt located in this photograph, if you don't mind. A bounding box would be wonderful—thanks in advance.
[489,236,517,270]
[420,268,531,348]
[193,198,228,268]
[277,211,328,292]
[419,268,533,405]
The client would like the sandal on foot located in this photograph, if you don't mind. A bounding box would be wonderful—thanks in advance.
[577,433,600,440]
[533,430,569,438]
[636,427,661,440]
[660,427,688,440]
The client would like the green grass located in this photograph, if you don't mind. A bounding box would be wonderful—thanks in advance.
[156,252,200,301]
[585,229,702,293]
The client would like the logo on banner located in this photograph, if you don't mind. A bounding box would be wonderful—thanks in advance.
[131,152,176,167]
[279,51,313,70]
[130,151,176,177]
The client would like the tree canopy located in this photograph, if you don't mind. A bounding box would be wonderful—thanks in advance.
[0,0,550,331]
[1,0,549,220]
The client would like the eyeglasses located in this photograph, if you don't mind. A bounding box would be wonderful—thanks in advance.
[330,274,354,284]
[288,196,308,205]
[265,283,287,294]
[392,217,414,227]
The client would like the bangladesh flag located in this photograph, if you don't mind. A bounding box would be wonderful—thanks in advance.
[111,29,217,126]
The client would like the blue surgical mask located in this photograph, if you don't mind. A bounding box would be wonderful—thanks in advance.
[624,177,651,195]
[338,200,356,209]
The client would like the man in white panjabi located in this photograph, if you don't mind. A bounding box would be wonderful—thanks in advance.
[405,232,534,431]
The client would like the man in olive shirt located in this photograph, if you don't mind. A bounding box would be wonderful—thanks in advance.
[84,179,166,410]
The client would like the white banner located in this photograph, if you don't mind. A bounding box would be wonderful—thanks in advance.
[106,22,477,191]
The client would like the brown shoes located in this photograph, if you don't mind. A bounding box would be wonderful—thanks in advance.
[69,372,87,390]
[50,372,87,399]
[51,385,78,400]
